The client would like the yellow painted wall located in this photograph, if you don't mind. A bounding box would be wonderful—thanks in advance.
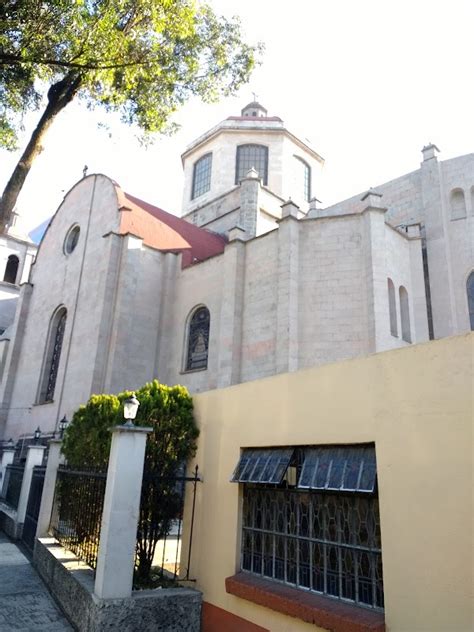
[184,334,473,632]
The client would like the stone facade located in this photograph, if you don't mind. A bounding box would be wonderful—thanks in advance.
[0,103,472,440]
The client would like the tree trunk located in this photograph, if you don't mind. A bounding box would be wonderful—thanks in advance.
[0,72,82,232]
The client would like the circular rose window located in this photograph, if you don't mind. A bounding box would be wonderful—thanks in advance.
[64,225,80,254]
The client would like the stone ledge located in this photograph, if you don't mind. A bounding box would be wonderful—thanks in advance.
[226,572,385,632]
[34,537,202,632]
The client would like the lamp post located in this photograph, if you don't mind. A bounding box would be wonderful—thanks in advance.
[6,438,14,449]
[34,426,42,444]
[123,394,140,427]
[58,415,69,439]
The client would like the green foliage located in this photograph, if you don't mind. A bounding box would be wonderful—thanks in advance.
[62,380,199,469]
[0,0,263,148]
[61,380,200,583]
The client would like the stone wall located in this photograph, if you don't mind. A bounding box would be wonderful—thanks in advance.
[34,538,202,632]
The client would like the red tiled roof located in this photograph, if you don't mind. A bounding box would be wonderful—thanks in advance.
[117,188,226,268]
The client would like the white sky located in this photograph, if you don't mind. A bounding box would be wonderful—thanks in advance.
[1,0,473,233]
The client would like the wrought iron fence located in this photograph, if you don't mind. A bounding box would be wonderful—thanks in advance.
[1,463,25,509]
[22,466,46,551]
[49,463,201,584]
[50,466,107,569]
[135,464,200,584]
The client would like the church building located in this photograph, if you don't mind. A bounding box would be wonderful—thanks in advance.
[0,102,472,440]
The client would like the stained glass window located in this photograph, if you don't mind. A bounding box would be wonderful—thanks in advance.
[192,153,212,199]
[186,306,210,371]
[235,144,268,185]
[39,308,67,403]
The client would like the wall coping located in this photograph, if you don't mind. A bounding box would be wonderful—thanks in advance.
[226,572,385,632]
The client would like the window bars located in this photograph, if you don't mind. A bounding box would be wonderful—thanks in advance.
[232,445,383,610]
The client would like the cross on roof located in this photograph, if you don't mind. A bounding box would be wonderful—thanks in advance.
[252,91,258,102]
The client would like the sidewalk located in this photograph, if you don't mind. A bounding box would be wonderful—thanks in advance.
[0,531,72,632]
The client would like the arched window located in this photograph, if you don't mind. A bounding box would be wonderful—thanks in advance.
[236,144,268,185]
[467,271,474,330]
[3,255,19,284]
[38,307,67,403]
[185,306,210,371]
[399,286,411,343]
[387,278,397,336]
[192,153,212,200]
[450,188,466,220]
[294,156,311,202]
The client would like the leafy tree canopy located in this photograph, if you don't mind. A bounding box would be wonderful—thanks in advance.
[0,0,262,227]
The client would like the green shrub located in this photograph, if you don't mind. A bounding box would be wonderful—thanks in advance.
[61,380,199,583]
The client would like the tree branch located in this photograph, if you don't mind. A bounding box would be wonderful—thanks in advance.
[0,52,149,71]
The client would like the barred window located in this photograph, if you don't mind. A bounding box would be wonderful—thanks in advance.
[236,144,268,185]
[294,156,311,202]
[232,445,384,611]
[38,307,67,403]
[192,153,212,199]
[185,306,210,371]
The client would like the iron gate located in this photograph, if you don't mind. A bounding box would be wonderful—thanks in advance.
[22,465,46,551]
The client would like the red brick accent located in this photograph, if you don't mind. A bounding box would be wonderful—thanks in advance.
[202,601,269,632]
[225,573,385,632]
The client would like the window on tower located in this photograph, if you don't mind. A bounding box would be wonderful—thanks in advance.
[236,144,268,185]
[192,153,212,200]
[294,156,311,202]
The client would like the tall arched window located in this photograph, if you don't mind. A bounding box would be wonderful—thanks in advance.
[387,278,397,336]
[191,153,212,199]
[399,286,411,343]
[38,307,67,403]
[467,271,474,330]
[236,144,268,185]
[450,188,466,220]
[3,255,19,284]
[294,156,311,202]
[185,306,210,371]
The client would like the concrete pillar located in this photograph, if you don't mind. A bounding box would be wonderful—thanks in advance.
[406,225,430,343]
[360,190,389,354]
[17,444,46,524]
[217,236,246,387]
[276,201,300,374]
[1,447,15,495]
[420,143,457,338]
[239,168,261,239]
[36,439,62,538]
[94,424,151,599]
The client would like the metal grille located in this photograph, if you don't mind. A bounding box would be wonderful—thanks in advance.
[45,310,67,402]
[242,487,384,610]
[22,466,46,551]
[50,466,106,570]
[236,144,268,185]
[192,153,212,199]
[2,464,24,509]
[186,307,210,371]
